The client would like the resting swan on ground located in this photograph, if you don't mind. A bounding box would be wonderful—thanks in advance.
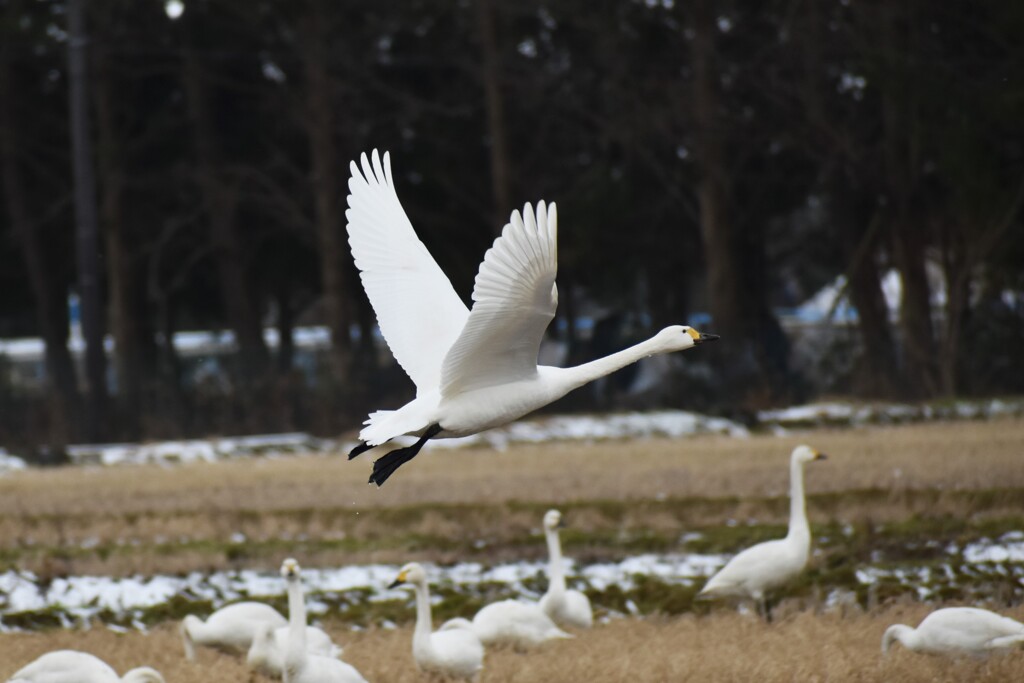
[180,601,287,660]
[882,607,1024,657]
[247,621,341,678]
[280,558,368,683]
[345,150,719,485]
[699,445,826,620]
[7,650,164,683]
[389,562,485,681]
[538,509,593,629]
[472,598,572,649]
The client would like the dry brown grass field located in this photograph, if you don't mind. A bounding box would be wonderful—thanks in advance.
[1,418,1023,680]
[2,605,1023,682]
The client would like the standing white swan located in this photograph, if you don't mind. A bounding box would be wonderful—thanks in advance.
[247,621,341,678]
[7,650,164,683]
[389,562,485,681]
[538,509,593,629]
[345,149,719,485]
[180,601,287,660]
[280,558,368,683]
[882,607,1024,657]
[699,444,827,619]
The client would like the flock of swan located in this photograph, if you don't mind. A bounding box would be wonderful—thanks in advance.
[7,150,1024,680]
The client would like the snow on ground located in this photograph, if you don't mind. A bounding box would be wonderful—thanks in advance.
[758,398,1023,430]
[0,448,27,476]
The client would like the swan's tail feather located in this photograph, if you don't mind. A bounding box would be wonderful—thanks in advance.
[368,423,441,486]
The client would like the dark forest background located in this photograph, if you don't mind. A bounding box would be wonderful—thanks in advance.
[2,0,1023,454]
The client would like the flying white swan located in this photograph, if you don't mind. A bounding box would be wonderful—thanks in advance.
[472,597,573,649]
[699,444,827,620]
[345,149,719,485]
[180,601,287,660]
[538,509,593,629]
[882,607,1024,658]
[389,562,485,681]
[280,558,368,683]
[7,650,164,683]
[247,621,341,678]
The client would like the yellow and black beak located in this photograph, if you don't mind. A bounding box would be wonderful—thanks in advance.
[388,571,407,589]
[688,328,721,345]
[814,451,828,461]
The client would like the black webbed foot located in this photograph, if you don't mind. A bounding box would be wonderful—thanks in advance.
[367,424,442,486]
[348,441,375,460]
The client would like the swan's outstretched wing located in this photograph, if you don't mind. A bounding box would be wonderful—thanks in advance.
[346,150,470,394]
[441,202,558,397]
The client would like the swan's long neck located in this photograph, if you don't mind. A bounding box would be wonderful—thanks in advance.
[545,527,567,597]
[180,617,199,660]
[412,581,434,656]
[556,336,670,395]
[786,457,810,545]
[882,624,915,653]
[286,577,308,670]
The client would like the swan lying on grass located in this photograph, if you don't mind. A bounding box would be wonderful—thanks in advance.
[882,607,1024,657]
[472,598,573,649]
[280,558,368,683]
[247,621,341,678]
[345,149,718,485]
[699,445,826,620]
[7,650,164,683]
[539,509,593,629]
[389,562,485,681]
[180,601,287,660]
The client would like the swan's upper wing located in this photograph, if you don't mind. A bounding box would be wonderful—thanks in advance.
[346,150,470,393]
[440,202,558,397]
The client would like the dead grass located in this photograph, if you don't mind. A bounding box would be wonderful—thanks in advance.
[2,605,1022,682]
[1,418,1023,576]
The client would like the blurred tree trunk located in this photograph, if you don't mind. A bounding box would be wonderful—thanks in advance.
[881,2,938,398]
[476,0,512,231]
[95,46,149,437]
[689,0,787,400]
[299,0,352,384]
[182,39,270,381]
[68,0,108,440]
[0,40,79,448]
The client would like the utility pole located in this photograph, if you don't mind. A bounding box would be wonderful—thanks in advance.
[68,0,107,440]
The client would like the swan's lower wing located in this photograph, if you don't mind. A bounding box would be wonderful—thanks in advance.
[347,150,470,393]
[441,202,558,397]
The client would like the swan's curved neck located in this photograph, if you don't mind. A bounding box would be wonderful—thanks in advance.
[412,581,434,652]
[882,624,915,653]
[556,336,670,395]
[180,617,199,660]
[121,668,163,683]
[286,577,308,669]
[545,526,567,595]
[786,457,810,543]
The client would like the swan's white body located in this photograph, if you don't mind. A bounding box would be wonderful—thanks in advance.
[180,601,287,660]
[7,650,164,683]
[390,562,485,681]
[699,445,826,617]
[345,150,716,484]
[247,621,341,678]
[280,559,368,683]
[472,599,573,649]
[538,509,593,629]
[882,607,1024,657]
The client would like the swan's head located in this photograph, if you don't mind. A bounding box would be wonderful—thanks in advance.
[281,557,301,581]
[881,624,913,654]
[655,325,720,352]
[389,561,427,588]
[792,444,827,465]
[122,668,166,683]
[543,509,565,530]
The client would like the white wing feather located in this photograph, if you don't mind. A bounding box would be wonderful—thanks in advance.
[346,150,470,394]
[441,201,558,396]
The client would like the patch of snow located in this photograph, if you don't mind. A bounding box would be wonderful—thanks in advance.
[0,448,27,475]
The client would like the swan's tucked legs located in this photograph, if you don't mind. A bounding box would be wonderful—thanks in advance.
[369,423,442,486]
[348,440,378,460]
